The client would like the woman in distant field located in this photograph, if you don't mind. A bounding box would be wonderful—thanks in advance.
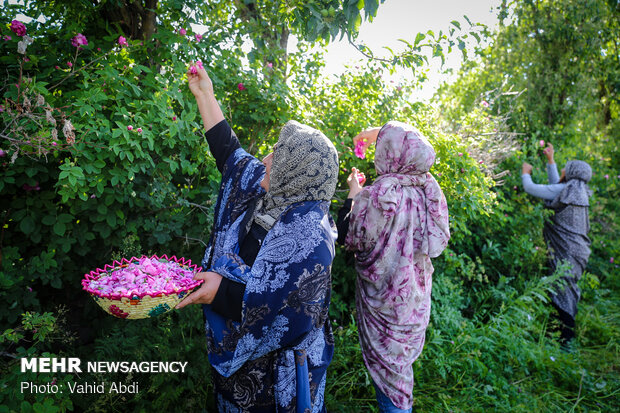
[337,121,450,412]
[521,143,592,345]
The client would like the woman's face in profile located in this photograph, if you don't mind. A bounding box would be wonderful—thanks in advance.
[260,152,274,191]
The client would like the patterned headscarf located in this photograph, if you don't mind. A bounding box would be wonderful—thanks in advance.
[548,160,592,208]
[347,121,450,258]
[254,120,339,229]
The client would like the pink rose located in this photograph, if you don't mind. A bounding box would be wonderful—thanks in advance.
[458,152,463,157]
[481,100,489,107]
[237,83,246,91]
[51,142,58,146]
[354,140,366,159]
[539,140,545,147]
[10,20,26,37]
[97,47,101,51]
[71,33,88,48]
[127,125,133,131]
[136,127,142,133]
[55,65,60,69]
[196,60,203,69]
[610,257,614,263]
[179,28,187,36]
[118,36,128,47]
[266,62,273,69]
[67,62,73,67]
[172,116,177,121]
[604,174,609,179]
[189,65,197,75]
[195,33,203,42]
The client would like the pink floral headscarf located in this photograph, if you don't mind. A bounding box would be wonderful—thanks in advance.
[345,121,450,409]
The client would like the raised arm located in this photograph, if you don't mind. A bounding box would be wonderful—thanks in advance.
[336,167,366,245]
[521,162,565,200]
[353,127,382,151]
[188,65,241,172]
[543,143,560,184]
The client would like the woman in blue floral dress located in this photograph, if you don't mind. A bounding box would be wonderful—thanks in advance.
[176,65,338,412]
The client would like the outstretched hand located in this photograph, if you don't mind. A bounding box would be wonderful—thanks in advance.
[522,162,533,175]
[187,64,214,99]
[175,271,223,309]
[352,127,381,152]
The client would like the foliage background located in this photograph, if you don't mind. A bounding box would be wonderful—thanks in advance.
[0,0,618,412]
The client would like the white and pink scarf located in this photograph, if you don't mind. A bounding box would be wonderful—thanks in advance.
[345,121,450,409]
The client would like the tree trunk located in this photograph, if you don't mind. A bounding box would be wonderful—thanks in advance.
[99,0,159,41]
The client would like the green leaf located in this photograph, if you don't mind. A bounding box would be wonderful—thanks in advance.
[20,216,35,235]
[42,215,56,226]
[51,277,62,288]
[414,32,426,46]
[53,222,66,236]
[451,20,461,30]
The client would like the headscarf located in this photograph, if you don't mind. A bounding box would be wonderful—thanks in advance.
[253,120,339,230]
[345,121,450,409]
[547,160,592,208]
[346,120,450,259]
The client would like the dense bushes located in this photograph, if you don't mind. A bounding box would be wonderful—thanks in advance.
[1,0,618,412]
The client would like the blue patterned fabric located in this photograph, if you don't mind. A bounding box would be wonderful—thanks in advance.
[201,148,335,412]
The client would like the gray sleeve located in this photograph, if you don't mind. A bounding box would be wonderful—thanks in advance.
[547,163,560,184]
[522,174,566,200]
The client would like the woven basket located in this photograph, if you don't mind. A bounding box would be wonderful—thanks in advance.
[82,254,202,319]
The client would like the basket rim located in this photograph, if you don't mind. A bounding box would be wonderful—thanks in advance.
[82,254,203,300]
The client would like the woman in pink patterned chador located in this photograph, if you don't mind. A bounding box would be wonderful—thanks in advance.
[337,121,450,412]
